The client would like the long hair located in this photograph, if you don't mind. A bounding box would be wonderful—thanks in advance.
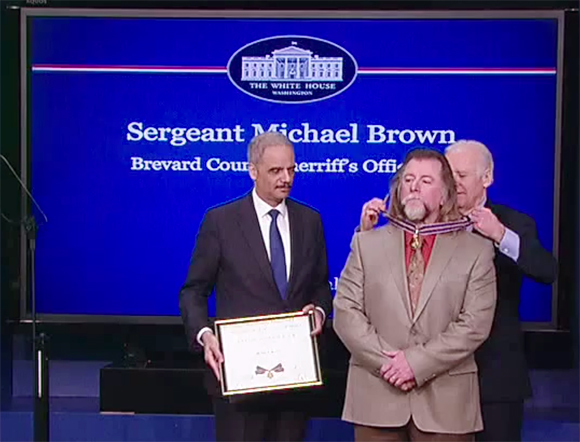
[388,149,461,222]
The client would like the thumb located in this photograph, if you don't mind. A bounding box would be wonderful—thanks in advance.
[383,350,398,357]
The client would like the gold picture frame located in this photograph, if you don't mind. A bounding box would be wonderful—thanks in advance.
[214,310,323,396]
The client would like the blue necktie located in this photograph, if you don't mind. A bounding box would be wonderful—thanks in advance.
[268,209,288,299]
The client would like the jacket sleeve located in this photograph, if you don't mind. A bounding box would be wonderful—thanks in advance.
[333,233,397,376]
[513,213,558,284]
[179,210,220,351]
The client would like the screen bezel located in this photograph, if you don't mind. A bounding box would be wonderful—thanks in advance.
[19,8,565,328]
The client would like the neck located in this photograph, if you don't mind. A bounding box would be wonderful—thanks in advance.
[423,211,440,225]
[406,213,440,226]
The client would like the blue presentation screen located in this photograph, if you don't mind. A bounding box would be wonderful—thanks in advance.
[26,12,561,322]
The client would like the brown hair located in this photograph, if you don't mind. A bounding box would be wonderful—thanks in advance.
[388,148,461,222]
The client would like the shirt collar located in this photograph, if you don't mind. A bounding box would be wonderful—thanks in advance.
[404,230,436,245]
[252,188,288,220]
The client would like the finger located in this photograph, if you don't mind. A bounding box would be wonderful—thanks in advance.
[383,350,398,358]
[205,352,221,381]
[369,203,386,214]
[301,304,315,313]
[381,365,394,378]
[468,212,481,222]
[364,209,380,222]
[368,200,384,210]
[209,360,221,381]
[311,321,323,336]
[472,207,489,216]
[379,364,389,377]
[213,347,224,364]
[394,376,407,388]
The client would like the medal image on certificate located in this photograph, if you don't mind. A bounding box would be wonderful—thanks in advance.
[214,311,323,396]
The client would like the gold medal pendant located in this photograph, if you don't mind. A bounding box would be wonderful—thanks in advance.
[411,230,421,250]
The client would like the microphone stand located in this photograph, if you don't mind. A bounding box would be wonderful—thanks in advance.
[25,216,49,442]
[1,154,49,441]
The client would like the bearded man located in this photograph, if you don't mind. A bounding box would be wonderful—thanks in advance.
[333,148,497,442]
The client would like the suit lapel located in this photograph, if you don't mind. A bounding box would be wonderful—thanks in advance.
[285,201,302,298]
[412,232,458,322]
[383,224,413,322]
[236,195,278,293]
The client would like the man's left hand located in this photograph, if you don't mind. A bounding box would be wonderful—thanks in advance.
[302,304,324,336]
[380,350,416,389]
[469,207,506,244]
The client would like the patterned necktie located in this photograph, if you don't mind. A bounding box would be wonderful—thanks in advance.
[407,234,425,317]
[268,209,288,299]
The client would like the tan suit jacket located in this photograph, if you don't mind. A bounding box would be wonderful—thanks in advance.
[333,224,497,434]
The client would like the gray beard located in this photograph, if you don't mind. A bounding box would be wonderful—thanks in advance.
[403,201,427,222]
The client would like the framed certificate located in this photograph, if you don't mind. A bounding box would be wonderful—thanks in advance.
[214,311,323,396]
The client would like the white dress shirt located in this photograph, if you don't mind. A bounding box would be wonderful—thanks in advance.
[196,189,324,346]
[470,197,520,262]
[251,188,291,279]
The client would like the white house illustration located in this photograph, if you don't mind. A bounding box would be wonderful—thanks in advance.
[241,42,343,81]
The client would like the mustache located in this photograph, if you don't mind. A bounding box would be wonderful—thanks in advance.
[402,195,423,205]
[276,184,292,189]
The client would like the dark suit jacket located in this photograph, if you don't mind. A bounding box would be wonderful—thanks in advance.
[475,203,557,403]
[179,192,332,397]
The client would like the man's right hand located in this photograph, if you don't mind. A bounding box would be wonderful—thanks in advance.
[201,331,224,381]
[360,197,386,231]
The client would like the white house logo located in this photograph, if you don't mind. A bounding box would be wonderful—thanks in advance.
[227,36,358,104]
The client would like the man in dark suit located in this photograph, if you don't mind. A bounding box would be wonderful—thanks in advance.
[359,140,557,442]
[444,140,557,442]
[179,131,332,442]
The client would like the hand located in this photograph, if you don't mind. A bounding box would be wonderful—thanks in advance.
[201,331,224,381]
[469,207,506,244]
[360,197,387,232]
[380,350,416,390]
[399,380,417,392]
[302,304,324,336]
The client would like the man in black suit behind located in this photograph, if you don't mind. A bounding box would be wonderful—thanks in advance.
[359,140,557,442]
[179,131,332,442]
[445,140,557,442]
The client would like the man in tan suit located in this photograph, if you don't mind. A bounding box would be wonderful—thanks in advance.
[333,148,497,441]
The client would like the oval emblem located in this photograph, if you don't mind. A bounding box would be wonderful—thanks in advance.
[227,35,358,104]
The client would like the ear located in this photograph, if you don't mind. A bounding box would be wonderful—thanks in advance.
[482,168,493,188]
[249,163,257,181]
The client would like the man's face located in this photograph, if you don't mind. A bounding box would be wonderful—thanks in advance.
[399,158,445,223]
[445,148,489,214]
[249,144,296,206]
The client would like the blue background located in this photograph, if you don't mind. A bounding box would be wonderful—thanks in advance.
[28,16,559,322]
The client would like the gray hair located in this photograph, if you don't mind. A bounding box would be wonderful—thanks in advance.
[445,139,494,179]
[247,131,294,164]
